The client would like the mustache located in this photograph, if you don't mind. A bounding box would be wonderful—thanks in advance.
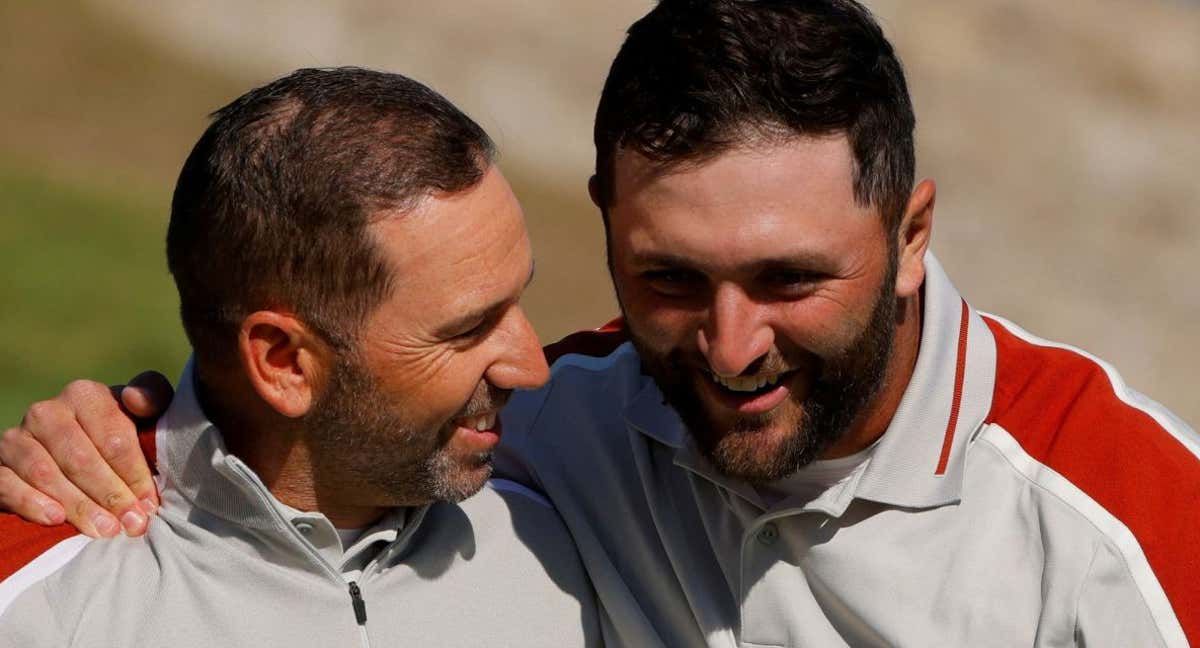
[668,349,809,377]
[454,382,512,418]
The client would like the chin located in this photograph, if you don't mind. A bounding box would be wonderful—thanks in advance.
[705,425,813,482]
[688,401,836,483]
[428,452,494,502]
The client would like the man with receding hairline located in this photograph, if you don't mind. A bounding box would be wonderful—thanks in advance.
[0,67,601,647]
[2,1,1198,646]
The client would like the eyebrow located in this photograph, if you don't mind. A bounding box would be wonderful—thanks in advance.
[436,261,536,336]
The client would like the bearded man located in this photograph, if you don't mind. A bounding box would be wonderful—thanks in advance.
[2,1,1197,646]
[0,67,600,647]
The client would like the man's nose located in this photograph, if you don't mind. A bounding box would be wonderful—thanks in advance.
[696,284,773,377]
[487,305,550,391]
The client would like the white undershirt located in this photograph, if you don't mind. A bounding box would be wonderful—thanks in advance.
[755,441,879,508]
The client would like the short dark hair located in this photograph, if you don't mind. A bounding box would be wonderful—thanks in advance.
[593,0,915,230]
[167,67,495,364]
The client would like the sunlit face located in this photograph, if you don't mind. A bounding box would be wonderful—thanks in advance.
[606,136,899,482]
[305,166,548,505]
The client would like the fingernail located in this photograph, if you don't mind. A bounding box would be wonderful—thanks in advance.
[41,500,65,526]
[140,498,158,515]
[120,509,147,534]
[92,512,120,537]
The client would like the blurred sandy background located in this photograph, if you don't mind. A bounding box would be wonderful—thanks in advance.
[1,1,1196,426]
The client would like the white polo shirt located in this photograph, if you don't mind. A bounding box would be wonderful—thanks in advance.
[497,253,1200,647]
[0,363,604,647]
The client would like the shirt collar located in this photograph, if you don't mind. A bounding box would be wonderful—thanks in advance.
[623,378,765,506]
[157,359,423,569]
[623,252,997,515]
[852,253,996,509]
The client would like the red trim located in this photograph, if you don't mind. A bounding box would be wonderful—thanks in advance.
[934,300,971,475]
[984,316,1200,644]
[0,514,80,580]
[543,318,629,366]
[137,421,159,475]
[0,422,157,581]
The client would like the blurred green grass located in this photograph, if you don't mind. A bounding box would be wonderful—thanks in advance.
[0,1,611,429]
[0,162,188,425]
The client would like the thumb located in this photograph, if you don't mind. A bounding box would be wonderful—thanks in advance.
[118,371,175,419]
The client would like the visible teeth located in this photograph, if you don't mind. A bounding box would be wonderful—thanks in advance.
[711,372,783,393]
[458,413,497,431]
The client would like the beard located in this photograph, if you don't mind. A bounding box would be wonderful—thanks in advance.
[633,256,899,484]
[301,353,501,505]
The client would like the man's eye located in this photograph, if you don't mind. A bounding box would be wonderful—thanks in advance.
[765,271,815,285]
[457,321,486,338]
[451,316,494,341]
[641,269,704,296]
[761,270,823,295]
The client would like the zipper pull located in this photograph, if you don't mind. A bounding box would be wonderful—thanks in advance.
[348,581,367,625]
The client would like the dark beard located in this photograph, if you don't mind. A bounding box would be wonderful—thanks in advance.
[635,258,898,483]
[302,354,492,505]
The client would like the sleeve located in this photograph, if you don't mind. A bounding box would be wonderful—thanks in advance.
[1074,540,1175,648]
[493,387,554,492]
[0,514,82,581]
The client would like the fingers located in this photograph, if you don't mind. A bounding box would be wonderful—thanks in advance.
[0,459,66,525]
[0,422,122,538]
[9,381,153,537]
[113,371,173,512]
[50,380,154,535]
[119,371,174,420]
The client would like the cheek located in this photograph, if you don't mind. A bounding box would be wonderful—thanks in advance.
[775,291,876,358]
[365,347,475,424]
[415,357,488,414]
[622,297,699,354]
[614,269,698,350]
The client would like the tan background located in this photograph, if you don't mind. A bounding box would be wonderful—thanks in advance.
[1,1,1196,425]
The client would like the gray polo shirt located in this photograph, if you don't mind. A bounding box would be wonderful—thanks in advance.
[496,253,1199,647]
[0,364,603,647]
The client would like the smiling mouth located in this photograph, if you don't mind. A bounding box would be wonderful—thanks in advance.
[707,370,792,396]
[453,412,498,432]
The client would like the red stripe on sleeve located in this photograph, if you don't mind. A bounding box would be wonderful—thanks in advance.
[0,515,79,581]
[0,420,158,581]
[984,316,1200,644]
[543,318,629,366]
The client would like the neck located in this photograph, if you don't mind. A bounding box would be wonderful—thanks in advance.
[195,370,389,529]
[819,288,924,459]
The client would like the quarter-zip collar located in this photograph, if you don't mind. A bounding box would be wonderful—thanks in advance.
[156,358,423,578]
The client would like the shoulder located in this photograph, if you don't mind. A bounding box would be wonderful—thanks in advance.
[507,318,641,424]
[0,515,84,582]
[543,318,631,367]
[413,482,598,641]
[500,319,644,466]
[457,479,571,550]
[979,314,1199,644]
[981,313,1198,491]
[0,514,92,625]
[446,480,588,587]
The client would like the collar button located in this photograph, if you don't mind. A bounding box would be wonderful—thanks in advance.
[756,522,779,546]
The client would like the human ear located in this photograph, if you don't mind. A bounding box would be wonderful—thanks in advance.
[236,311,330,418]
[587,174,602,208]
[894,179,936,299]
